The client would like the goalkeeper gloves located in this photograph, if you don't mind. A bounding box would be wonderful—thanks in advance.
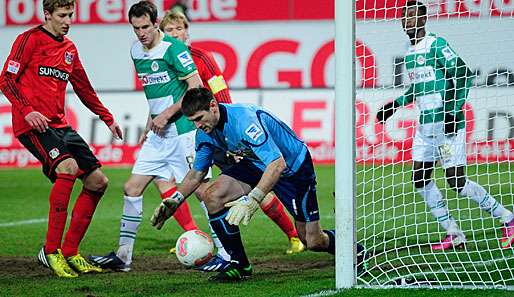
[150,191,185,230]
[225,188,265,226]
[376,101,400,124]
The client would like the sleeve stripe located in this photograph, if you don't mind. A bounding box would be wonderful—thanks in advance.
[13,28,36,62]
[191,48,221,77]
[5,74,30,106]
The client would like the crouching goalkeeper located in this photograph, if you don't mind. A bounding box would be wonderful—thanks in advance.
[151,87,363,281]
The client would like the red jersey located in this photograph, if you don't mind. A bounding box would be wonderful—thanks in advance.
[0,25,114,137]
[189,46,232,104]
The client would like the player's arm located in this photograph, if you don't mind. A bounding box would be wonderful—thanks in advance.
[434,37,473,134]
[0,33,51,133]
[376,85,414,124]
[152,73,203,135]
[70,53,122,139]
[194,48,231,103]
[151,138,214,229]
[138,114,153,145]
[225,117,285,225]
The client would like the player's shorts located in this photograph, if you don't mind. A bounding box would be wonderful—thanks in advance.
[412,123,466,169]
[132,130,211,182]
[17,127,101,183]
[222,152,320,222]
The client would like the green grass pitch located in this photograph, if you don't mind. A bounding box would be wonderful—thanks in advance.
[0,165,512,296]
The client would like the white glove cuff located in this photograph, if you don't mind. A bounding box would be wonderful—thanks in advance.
[170,191,185,203]
[248,188,265,203]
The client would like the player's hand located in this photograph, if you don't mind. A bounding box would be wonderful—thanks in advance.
[376,101,399,124]
[444,113,459,135]
[25,111,51,133]
[151,112,171,136]
[225,195,260,226]
[109,122,123,140]
[150,191,185,230]
[137,130,149,145]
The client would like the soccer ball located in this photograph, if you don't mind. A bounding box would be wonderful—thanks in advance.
[175,230,214,267]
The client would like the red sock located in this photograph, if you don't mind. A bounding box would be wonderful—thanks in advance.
[45,173,76,254]
[261,195,298,239]
[161,187,198,231]
[61,188,103,257]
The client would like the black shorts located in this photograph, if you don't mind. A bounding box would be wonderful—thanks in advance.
[17,127,101,182]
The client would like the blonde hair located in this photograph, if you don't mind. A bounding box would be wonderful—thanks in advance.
[160,10,189,31]
[43,0,75,14]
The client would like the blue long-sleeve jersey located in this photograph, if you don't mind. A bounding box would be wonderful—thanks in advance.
[193,103,308,177]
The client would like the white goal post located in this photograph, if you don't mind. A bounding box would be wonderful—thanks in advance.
[336,0,514,290]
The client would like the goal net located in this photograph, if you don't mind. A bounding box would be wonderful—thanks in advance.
[354,0,514,289]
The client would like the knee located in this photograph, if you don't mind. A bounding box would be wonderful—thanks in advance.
[87,174,109,192]
[447,176,466,193]
[413,176,430,189]
[55,158,79,176]
[203,187,225,211]
[305,234,327,252]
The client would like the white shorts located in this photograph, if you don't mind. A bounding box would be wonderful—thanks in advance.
[132,130,211,182]
[412,123,466,169]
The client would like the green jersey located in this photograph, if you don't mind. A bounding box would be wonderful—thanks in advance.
[131,33,197,136]
[394,32,472,131]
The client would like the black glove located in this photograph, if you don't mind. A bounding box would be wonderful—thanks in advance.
[376,101,399,124]
[444,113,459,135]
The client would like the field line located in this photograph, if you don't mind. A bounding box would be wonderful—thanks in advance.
[0,218,47,227]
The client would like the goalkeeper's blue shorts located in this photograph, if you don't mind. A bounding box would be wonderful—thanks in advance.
[222,151,320,222]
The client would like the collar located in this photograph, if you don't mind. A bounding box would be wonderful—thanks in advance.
[144,30,164,51]
[215,104,227,131]
[38,25,64,42]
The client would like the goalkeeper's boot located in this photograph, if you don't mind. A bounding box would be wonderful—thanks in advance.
[501,219,514,249]
[431,233,466,251]
[208,261,253,282]
[195,254,231,272]
[37,248,78,278]
[286,237,305,254]
[67,254,103,273]
[88,251,131,272]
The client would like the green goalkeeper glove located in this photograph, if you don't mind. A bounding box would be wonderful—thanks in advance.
[225,188,265,226]
[150,191,185,230]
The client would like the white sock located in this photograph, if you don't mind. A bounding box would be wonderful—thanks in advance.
[117,195,143,265]
[200,201,230,261]
[459,180,514,224]
[417,181,460,234]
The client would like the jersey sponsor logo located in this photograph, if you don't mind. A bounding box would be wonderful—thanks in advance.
[151,61,159,72]
[7,60,20,74]
[177,51,194,68]
[139,71,171,86]
[441,46,456,60]
[38,66,70,81]
[245,123,263,141]
[49,148,60,159]
[64,52,74,65]
[407,66,435,84]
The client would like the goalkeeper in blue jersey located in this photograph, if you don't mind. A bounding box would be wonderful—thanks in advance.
[149,87,340,281]
[377,0,514,250]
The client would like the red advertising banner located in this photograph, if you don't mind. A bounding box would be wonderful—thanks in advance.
[2,0,513,26]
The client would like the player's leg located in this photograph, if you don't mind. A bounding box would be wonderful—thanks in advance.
[56,128,107,273]
[17,129,79,277]
[201,173,254,281]
[259,192,305,254]
[445,166,514,248]
[194,180,232,269]
[412,129,463,250]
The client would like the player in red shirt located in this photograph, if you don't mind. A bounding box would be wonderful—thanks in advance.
[159,11,305,271]
[0,0,122,278]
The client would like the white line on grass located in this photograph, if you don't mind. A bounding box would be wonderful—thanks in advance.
[0,218,47,227]
[300,289,340,297]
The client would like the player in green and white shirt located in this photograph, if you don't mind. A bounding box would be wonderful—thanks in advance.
[89,1,207,272]
[377,0,514,251]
